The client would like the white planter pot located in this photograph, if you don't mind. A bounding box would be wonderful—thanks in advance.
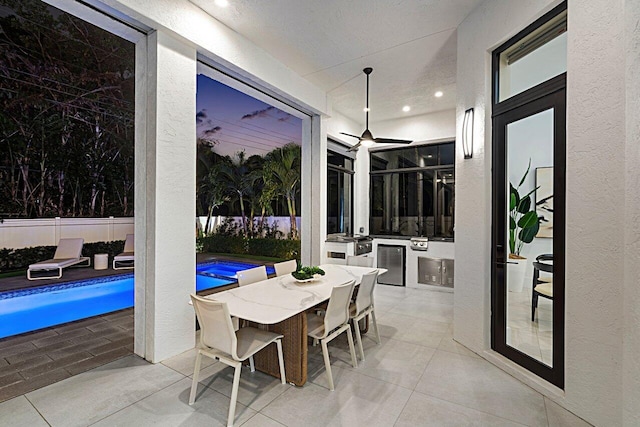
[507,259,530,292]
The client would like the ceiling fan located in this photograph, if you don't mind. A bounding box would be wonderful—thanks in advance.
[341,67,413,152]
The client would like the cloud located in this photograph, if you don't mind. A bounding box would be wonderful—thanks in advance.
[241,106,275,120]
[196,109,207,124]
[203,126,221,136]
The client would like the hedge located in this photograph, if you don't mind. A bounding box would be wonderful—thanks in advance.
[198,235,300,261]
[0,240,126,273]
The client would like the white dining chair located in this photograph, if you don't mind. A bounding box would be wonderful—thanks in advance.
[346,255,374,268]
[307,280,358,391]
[349,270,381,361]
[274,259,297,277]
[189,295,286,427]
[237,265,267,286]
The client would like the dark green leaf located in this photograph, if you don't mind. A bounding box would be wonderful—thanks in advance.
[510,217,516,230]
[519,221,540,243]
[517,211,539,229]
[517,195,531,213]
[517,159,532,188]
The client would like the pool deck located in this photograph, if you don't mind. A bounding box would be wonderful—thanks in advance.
[0,253,277,402]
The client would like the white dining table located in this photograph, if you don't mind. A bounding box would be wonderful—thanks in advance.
[203,263,386,385]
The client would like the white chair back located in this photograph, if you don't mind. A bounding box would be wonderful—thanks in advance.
[237,265,267,286]
[346,256,374,268]
[123,234,134,252]
[191,295,238,360]
[274,259,297,277]
[355,270,379,314]
[323,281,355,336]
[54,238,84,259]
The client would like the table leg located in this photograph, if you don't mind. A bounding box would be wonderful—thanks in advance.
[252,312,308,386]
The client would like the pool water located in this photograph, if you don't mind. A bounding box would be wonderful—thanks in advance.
[0,260,275,339]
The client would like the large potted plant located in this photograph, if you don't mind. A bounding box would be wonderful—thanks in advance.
[507,160,540,292]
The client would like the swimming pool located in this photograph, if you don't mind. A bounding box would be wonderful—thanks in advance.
[0,260,275,339]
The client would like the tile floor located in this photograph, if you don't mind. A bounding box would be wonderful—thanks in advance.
[0,285,590,426]
[0,309,134,402]
[506,289,553,365]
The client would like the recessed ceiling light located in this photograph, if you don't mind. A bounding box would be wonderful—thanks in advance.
[363,107,370,112]
[402,106,411,112]
[215,0,229,7]
[434,91,443,98]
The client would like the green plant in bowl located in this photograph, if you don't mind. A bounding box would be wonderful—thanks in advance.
[291,266,325,281]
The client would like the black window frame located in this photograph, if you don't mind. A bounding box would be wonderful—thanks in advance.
[327,140,355,235]
[369,142,455,240]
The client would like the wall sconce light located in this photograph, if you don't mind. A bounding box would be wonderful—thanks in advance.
[462,108,474,159]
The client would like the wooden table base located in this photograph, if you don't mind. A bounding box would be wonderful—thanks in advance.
[252,312,308,386]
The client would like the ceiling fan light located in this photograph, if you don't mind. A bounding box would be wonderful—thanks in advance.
[361,139,374,147]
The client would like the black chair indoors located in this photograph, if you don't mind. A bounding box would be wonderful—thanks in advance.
[531,254,554,321]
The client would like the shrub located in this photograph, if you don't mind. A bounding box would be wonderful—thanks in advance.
[199,235,247,254]
[248,238,300,260]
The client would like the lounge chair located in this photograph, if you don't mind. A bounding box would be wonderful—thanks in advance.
[27,238,90,280]
[113,234,134,270]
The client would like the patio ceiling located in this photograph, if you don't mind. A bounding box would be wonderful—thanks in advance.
[190,0,484,124]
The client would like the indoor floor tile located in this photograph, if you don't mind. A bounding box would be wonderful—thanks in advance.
[0,395,49,427]
[377,311,449,348]
[91,377,256,427]
[262,366,412,427]
[196,361,291,411]
[415,350,548,426]
[545,397,592,427]
[395,391,527,427]
[26,355,183,427]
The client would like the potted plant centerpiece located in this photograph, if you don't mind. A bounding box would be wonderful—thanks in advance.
[508,160,541,292]
[291,266,325,283]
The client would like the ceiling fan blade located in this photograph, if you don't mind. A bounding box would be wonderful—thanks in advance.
[340,132,362,140]
[347,141,362,152]
[373,137,413,144]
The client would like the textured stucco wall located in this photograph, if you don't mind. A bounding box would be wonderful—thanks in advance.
[139,31,197,362]
[454,0,557,355]
[565,1,626,423]
[456,0,635,424]
[623,0,640,424]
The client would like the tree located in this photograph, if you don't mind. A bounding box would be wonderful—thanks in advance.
[263,143,301,238]
[219,151,261,235]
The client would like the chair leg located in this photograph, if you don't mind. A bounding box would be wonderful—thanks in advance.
[320,340,335,391]
[352,319,365,361]
[189,350,203,405]
[531,294,538,321]
[227,362,242,427]
[370,310,381,344]
[275,339,286,384]
[249,355,255,372]
[346,327,358,369]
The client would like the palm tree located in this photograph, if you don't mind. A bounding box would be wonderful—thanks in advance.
[264,143,301,238]
[220,151,261,235]
[200,162,229,234]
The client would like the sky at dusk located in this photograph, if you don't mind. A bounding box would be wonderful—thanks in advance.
[196,74,302,157]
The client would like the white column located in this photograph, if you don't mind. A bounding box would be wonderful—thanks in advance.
[302,115,326,266]
[134,30,196,363]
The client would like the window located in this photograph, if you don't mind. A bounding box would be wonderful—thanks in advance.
[327,140,354,234]
[370,143,455,239]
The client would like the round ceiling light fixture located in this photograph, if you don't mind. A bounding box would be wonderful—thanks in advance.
[434,91,444,98]
[402,105,411,112]
[215,0,229,7]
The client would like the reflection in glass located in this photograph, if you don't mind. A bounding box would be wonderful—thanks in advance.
[505,109,554,366]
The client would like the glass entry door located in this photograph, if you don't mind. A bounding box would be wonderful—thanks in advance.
[492,88,565,388]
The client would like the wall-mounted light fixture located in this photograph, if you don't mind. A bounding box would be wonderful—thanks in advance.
[462,108,474,159]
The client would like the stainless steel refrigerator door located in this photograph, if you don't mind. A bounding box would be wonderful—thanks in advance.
[377,245,405,286]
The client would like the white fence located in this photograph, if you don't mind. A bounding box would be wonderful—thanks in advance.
[0,217,134,249]
[0,215,301,250]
